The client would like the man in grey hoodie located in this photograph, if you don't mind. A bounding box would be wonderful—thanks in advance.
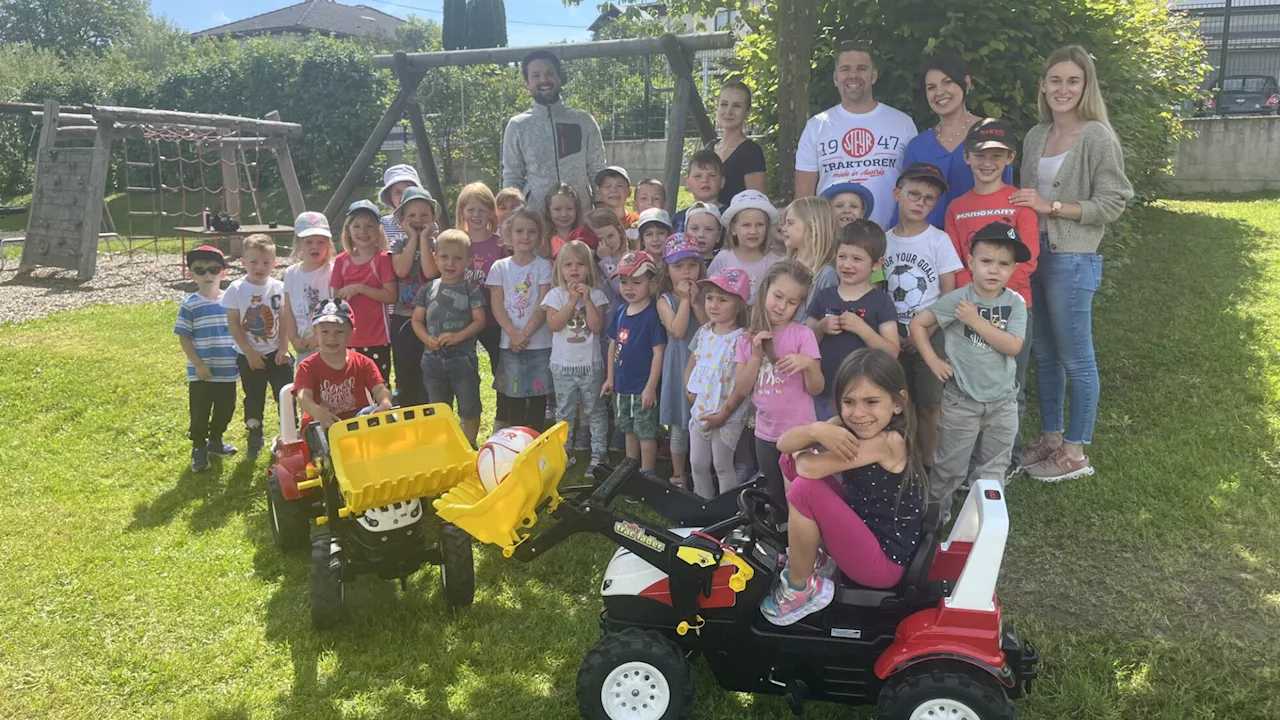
[501,50,607,215]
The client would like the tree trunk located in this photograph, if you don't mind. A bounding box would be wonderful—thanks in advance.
[774,0,817,200]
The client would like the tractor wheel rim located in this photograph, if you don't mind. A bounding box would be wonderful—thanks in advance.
[909,698,981,720]
[600,661,669,720]
[269,495,280,533]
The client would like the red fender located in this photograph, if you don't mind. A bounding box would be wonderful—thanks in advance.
[874,603,1011,686]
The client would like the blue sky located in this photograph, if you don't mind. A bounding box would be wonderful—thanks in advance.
[152,0,595,46]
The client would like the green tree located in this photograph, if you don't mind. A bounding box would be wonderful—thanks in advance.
[0,0,148,57]
[466,0,508,49]
[443,0,468,51]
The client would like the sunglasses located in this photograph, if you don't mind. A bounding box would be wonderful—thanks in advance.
[190,266,223,276]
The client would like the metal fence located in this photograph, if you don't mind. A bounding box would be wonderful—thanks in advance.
[1177,0,1280,114]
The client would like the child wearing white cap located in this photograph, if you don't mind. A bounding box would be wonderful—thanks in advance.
[709,190,783,302]
[281,212,335,365]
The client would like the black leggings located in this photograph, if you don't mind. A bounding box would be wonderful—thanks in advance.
[351,345,392,386]
[496,393,548,432]
[390,315,428,407]
[237,353,294,432]
[755,436,786,520]
[189,381,237,448]
[477,325,501,375]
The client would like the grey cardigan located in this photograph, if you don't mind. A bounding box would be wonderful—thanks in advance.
[1020,121,1134,255]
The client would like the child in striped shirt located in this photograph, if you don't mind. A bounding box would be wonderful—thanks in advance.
[175,246,240,472]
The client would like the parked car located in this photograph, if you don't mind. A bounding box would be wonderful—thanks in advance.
[1200,74,1280,116]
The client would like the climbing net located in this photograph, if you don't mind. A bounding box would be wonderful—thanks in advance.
[118,124,264,259]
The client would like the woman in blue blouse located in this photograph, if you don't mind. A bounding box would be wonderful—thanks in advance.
[893,52,1012,228]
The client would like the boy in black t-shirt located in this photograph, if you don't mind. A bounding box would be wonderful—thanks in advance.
[805,220,900,420]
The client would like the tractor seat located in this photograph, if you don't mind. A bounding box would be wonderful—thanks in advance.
[834,503,944,610]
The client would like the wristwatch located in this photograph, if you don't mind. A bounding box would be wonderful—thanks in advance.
[1049,201,1063,219]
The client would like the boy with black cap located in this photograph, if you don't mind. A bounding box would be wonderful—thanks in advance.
[176,245,240,472]
[294,298,392,430]
[886,161,964,468]
[908,220,1030,516]
[945,118,1040,476]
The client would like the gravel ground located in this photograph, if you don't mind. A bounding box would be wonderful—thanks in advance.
[0,252,264,325]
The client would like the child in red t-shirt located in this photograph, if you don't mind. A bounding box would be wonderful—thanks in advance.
[944,118,1039,304]
[943,117,1040,476]
[294,299,392,429]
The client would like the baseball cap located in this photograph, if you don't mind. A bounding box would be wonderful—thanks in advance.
[697,267,750,303]
[971,220,1032,263]
[662,232,701,264]
[311,298,356,328]
[595,166,632,187]
[965,118,1017,153]
[567,225,600,251]
[614,250,658,278]
[820,181,876,219]
[293,211,331,239]
[721,189,780,228]
[897,162,948,192]
[394,186,441,218]
[684,201,722,225]
[347,199,381,219]
[378,164,422,207]
[636,207,673,233]
[184,245,226,268]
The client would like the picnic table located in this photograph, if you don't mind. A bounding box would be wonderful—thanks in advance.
[177,225,296,276]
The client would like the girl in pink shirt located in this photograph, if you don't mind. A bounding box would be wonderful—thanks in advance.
[456,182,508,372]
[330,200,397,381]
[734,259,823,512]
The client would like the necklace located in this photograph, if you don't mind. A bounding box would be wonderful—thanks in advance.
[934,111,974,148]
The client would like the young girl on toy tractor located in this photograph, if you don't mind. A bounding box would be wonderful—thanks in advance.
[761,348,926,626]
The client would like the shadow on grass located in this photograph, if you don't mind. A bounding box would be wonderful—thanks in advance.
[1004,200,1280,718]
[127,453,262,533]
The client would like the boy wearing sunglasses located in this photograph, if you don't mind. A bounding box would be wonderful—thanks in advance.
[175,246,240,472]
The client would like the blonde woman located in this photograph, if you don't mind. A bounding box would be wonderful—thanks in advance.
[1010,45,1134,482]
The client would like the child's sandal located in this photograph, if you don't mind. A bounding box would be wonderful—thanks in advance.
[668,475,688,490]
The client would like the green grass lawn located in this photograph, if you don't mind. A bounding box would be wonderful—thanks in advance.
[1,196,1278,719]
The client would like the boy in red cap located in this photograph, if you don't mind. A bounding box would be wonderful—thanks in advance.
[294,298,392,430]
[176,246,239,472]
[602,251,668,478]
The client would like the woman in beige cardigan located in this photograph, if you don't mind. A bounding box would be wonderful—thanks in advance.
[1010,45,1134,482]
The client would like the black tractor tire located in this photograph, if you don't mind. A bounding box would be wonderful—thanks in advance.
[268,472,310,552]
[876,661,1017,720]
[576,628,694,720]
[438,522,475,609]
[310,532,345,630]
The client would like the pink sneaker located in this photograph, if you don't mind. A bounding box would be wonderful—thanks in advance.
[760,570,835,626]
[1024,450,1095,483]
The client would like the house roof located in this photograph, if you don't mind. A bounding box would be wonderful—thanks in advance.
[193,0,404,39]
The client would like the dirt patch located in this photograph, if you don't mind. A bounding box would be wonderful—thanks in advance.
[0,253,266,325]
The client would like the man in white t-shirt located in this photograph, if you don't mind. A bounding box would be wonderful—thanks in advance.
[795,42,918,229]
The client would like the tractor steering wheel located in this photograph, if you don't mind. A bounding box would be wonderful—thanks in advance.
[737,488,787,549]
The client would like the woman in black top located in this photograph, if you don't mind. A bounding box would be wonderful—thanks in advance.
[710,80,767,207]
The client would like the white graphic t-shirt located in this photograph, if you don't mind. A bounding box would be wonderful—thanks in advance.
[282,263,333,342]
[542,286,610,370]
[795,103,918,229]
[883,225,964,326]
[487,255,554,350]
[221,277,285,354]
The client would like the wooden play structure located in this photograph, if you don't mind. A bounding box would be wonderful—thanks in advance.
[327,32,737,224]
[4,101,304,280]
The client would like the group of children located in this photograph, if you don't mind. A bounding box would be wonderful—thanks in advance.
[175,118,1039,627]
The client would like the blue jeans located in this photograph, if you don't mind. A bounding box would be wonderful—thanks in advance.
[1030,235,1102,445]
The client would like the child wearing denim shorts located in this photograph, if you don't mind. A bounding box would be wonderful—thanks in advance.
[412,230,486,445]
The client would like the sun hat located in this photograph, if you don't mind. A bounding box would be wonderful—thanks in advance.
[636,207,673,233]
[614,250,658,278]
[293,211,331,239]
[897,162,949,192]
[965,117,1017,153]
[311,298,356,329]
[662,232,701,265]
[820,182,876,220]
[721,189,780,228]
[595,166,632,187]
[684,201,723,225]
[971,219,1032,263]
[184,245,226,268]
[394,186,441,218]
[378,164,422,207]
[697,267,750,303]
